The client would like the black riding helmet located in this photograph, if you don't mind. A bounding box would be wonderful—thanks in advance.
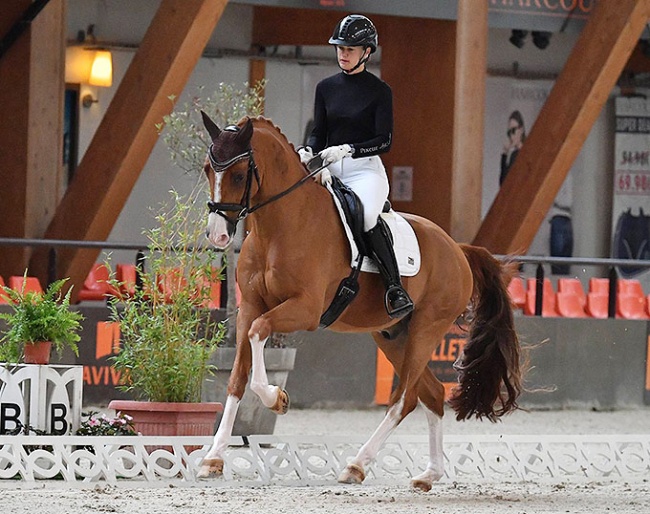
[329,14,377,74]
[329,14,378,53]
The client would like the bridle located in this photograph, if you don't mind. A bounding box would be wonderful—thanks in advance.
[206,143,326,233]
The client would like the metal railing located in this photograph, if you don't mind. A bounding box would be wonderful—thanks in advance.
[1,237,649,318]
[0,237,228,307]
[499,255,650,318]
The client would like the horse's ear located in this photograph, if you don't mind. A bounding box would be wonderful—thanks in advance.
[236,117,254,146]
[201,110,221,140]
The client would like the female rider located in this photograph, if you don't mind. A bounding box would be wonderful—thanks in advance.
[299,14,413,319]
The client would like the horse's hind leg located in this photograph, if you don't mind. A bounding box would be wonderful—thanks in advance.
[411,370,446,491]
[375,337,447,491]
[338,320,451,489]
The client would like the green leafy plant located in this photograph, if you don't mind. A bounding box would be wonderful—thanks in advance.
[107,188,226,403]
[156,81,267,174]
[0,274,84,363]
[156,81,266,347]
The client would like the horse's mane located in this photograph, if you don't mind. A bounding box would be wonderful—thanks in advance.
[242,116,298,153]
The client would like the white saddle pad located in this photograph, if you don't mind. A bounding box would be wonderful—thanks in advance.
[326,182,421,277]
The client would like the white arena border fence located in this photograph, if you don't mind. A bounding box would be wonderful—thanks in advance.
[1,434,649,487]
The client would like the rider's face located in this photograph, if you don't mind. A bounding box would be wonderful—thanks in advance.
[336,46,368,73]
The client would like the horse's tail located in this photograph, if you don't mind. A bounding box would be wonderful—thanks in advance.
[448,244,522,422]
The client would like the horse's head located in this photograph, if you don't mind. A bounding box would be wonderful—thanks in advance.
[201,111,257,249]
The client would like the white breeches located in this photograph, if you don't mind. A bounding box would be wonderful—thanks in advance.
[327,155,389,231]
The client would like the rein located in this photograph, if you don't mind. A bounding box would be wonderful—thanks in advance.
[207,145,327,227]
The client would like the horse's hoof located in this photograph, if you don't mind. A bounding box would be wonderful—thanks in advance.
[197,458,224,478]
[410,478,433,492]
[410,468,440,491]
[271,388,290,415]
[337,464,365,484]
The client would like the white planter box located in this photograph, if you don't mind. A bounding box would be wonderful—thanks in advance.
[0,364,83,435]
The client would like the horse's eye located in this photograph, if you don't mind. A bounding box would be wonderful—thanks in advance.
[232,172,245,185]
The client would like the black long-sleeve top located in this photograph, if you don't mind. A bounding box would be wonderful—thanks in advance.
[307,70,393,157]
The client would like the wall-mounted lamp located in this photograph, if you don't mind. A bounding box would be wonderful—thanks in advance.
[80,49,113,108]
[88,50,112,86]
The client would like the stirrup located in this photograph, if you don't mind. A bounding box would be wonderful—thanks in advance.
[385,286,414,319]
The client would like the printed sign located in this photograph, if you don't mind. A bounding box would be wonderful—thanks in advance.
[612,97,650,279]
[391,166,414,202]
[375,325,468,404]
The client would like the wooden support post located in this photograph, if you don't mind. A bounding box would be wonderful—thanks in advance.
[0,0,65,277]
[451,0,487,242]
[249,58,266,114]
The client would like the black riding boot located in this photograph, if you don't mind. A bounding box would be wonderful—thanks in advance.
[364,221,414,319]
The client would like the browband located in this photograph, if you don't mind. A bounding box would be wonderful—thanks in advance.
[207,144,252,173]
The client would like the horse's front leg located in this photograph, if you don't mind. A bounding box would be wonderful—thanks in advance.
[198,307,257,479]
[247,296,321,415]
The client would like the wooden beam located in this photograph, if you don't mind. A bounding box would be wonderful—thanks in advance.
[451,0,487,243]
[29,0,228,293]
[0,0,65,277]
[249,58,266,114]
[473,0,650,254]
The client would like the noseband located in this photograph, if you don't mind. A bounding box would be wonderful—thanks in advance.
[206,142,326,232]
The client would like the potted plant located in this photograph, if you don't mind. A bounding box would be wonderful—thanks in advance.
[106,187,227,441]
[0,274,84,365]
[157,81,296,436]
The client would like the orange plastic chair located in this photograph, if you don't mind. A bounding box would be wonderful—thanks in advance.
[158,267,187,303]
[585,278,609,318]
[556,292,587,317]
[507,277,526,310]
[116,263,138,297]
[78,263,117,302]
[588,278,609,295]
[617,279,644,298]
[558,278,586,303]
[556,278,587,318]
[615,279,647,319]
[617,294,648,319]
[647,295,650,317]
[0,276,8,304]
[524,278,557,316]
[585,293,608,318]
[9,275,43,294]
[205,275,222,310]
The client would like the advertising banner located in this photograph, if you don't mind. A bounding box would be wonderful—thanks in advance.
[612,96,650,279]
[232,0,591,32]
[482,77,576,273]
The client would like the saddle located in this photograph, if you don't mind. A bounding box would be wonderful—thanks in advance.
[319,177,367,328]
[328,176,369,256]
[318,177,421,328]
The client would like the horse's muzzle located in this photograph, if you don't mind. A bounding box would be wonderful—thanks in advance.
[206,212,233,249]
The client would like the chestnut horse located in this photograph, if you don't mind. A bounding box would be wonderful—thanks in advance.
[197,114,522,491]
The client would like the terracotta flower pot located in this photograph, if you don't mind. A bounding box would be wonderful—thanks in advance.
[108,400,223,452]
[23,341,52,365]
